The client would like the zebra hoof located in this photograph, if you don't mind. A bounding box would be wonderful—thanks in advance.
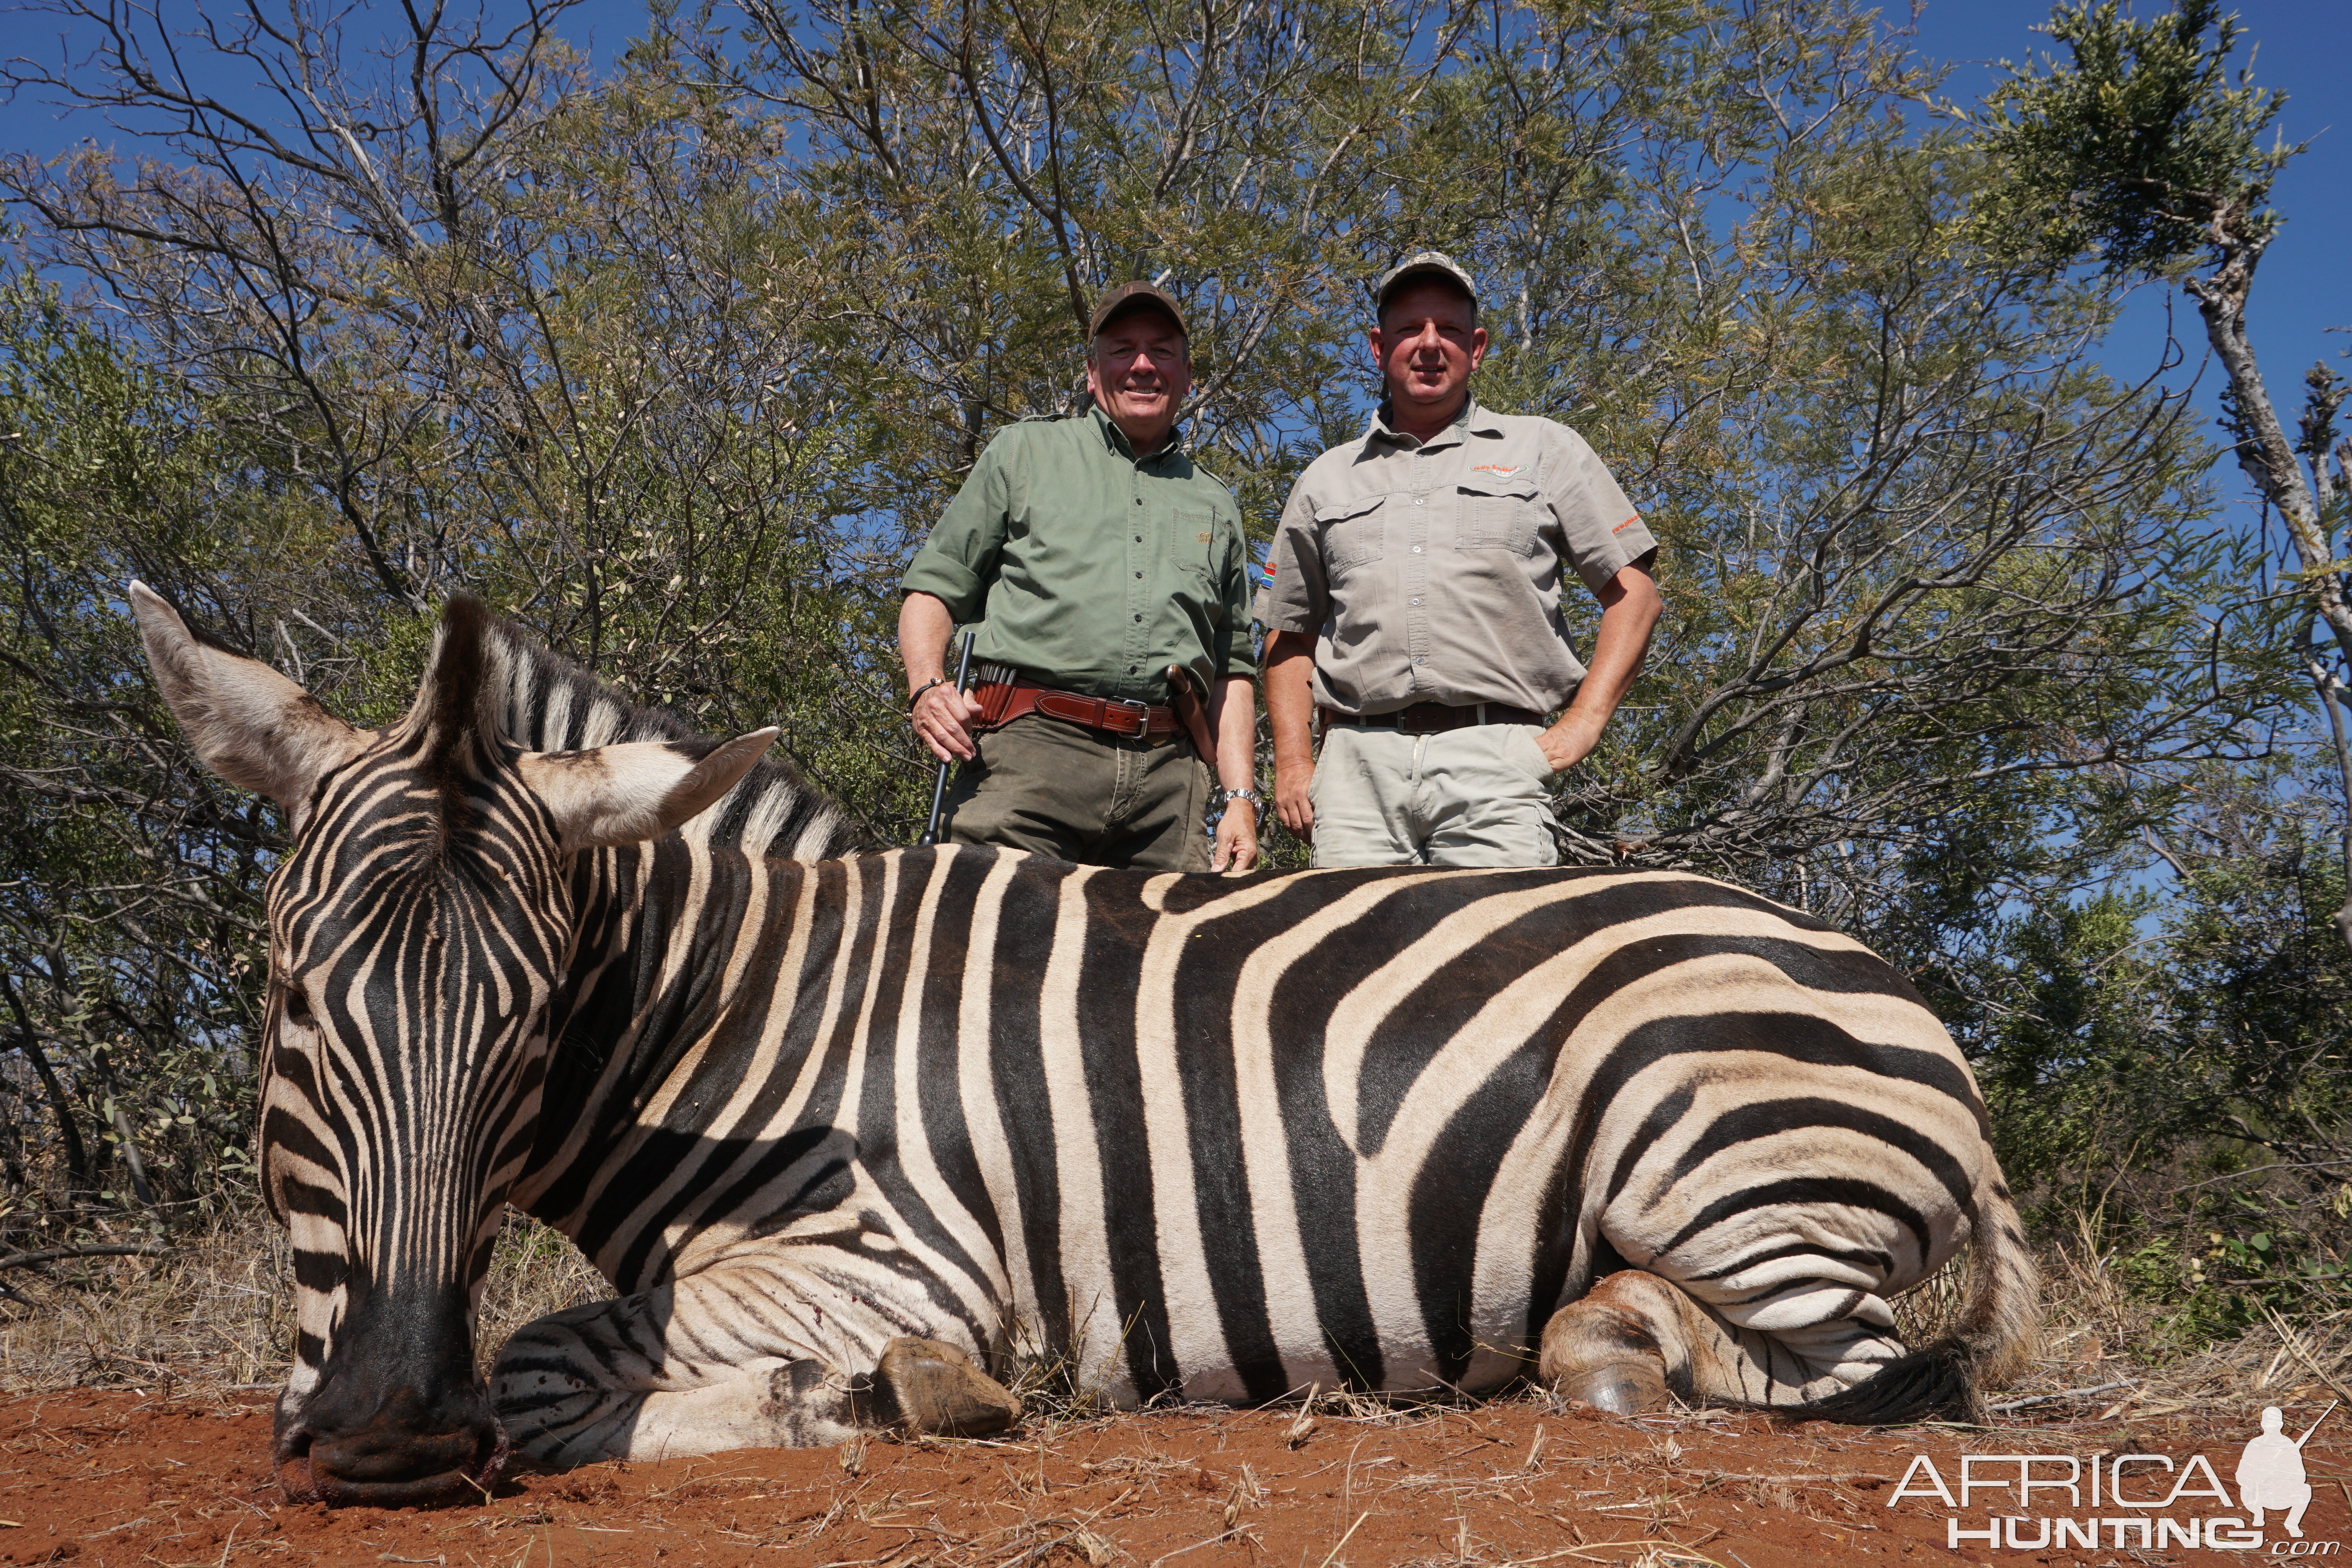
[1554,1357,1668,1415]
[867,1338,1023,1437]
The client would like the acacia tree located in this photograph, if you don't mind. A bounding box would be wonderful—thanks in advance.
[1973,0,2352,950]
[0,0,2303,1247]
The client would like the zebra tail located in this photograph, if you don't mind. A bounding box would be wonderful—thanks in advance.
[1779,1172,2041,1427]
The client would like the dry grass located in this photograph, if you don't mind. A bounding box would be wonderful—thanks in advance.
[1954,1200,2352,1428]
[9,1196,2352,1440]
[0,1206,603,1394]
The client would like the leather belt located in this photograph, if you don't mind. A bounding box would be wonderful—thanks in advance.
[976,679,1183,743]
[1321,701,1545,735]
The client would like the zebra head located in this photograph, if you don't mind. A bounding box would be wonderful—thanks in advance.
[130,585,774,1506]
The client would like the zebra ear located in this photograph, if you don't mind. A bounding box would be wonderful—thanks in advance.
[129,581,366,824]
[516,728,778,851]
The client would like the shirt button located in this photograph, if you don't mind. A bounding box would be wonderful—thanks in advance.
[1135,571,1142,579]
[1412,545,1424,553]
[1410,597,1422,605]
[1135,497,1143,505]
[1414,497,1425,506]
[1414,656,1426,665]
[1134,613,1142,622]
[1134,535,1142,543]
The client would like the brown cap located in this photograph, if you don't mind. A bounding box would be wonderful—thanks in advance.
[1088,280,1187,339]
[1375,250,1478,314]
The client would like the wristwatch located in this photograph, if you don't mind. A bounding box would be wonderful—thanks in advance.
[1213,787,1264,817]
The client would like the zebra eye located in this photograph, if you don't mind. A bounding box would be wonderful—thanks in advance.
[281,985,314,1027]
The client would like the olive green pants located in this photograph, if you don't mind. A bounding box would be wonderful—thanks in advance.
[944,713,1213,871]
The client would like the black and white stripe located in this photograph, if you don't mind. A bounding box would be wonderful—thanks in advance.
[144,593,2034,1490]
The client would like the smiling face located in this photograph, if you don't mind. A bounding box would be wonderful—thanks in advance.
[1369,280,1486,435]
[1084,305,1191,453]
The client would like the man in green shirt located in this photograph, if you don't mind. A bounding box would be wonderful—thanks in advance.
[899,282,1261,872]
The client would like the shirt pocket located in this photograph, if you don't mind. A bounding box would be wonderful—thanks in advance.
[1454,479,1543,553]
[1314,494,1388,574]
[1171,509,1223,597]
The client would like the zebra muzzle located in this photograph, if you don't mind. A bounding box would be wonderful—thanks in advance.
[274,1392,512,1507]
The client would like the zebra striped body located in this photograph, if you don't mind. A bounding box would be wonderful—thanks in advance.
[130,591,2034,1501]
[506,846,2002,1426]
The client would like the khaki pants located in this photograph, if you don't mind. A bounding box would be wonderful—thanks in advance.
[1308,723,1560,868]
[944,713,1213,871]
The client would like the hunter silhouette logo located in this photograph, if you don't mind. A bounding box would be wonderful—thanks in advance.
[2240,1402,2334,1538]
[1889,1400,2338,1552]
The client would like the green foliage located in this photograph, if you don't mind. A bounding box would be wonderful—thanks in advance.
[0,261,354,1223]
[0,0,2337,1370]
[1974,0,2293,274]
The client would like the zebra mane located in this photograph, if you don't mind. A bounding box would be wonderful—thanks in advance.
[418,595,872,862]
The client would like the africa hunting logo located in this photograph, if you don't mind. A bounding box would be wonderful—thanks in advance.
[1887,1402,2335,1553]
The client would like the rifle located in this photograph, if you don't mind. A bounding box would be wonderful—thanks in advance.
[917,630,977,848]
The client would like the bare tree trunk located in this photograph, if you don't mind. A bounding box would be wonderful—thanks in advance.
[2184,232,2352,662]
[0,973,86,1200]
[2185,213,2352,955]
[105,1098,157,1211]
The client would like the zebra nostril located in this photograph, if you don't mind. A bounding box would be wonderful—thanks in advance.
[273,1423,321,1501]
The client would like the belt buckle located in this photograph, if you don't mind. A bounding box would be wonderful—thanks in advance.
[1398,703,1446,735]
[1103,698,1152,739]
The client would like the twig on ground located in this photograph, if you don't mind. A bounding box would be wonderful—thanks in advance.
[1312,1511,1369,1568]
[0,1243,167,1272]
[1987,1379,2138,1413]
[1147,1526,1252,1567]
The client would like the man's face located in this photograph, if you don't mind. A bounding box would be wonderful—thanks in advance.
[1369,282,1485,420]
[1086,308,1191,451]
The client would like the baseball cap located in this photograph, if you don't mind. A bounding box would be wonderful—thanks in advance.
[1375,250,1478,313]
[1088,280,1187,338]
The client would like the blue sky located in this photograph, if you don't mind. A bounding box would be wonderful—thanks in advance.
[1906,0,2351,484]
[5,0,2345,504]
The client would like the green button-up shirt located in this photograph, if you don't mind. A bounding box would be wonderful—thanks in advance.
[902,408,1252,704]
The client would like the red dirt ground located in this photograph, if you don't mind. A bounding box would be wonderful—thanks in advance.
[2,1389,2344,1567]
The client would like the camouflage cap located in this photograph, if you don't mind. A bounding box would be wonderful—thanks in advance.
[1374,250,1478,313]
[1088,280,1188,339]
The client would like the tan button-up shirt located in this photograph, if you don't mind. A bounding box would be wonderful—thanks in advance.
[1257,399,1657,715]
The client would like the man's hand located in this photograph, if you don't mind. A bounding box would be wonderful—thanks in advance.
[912,682,981,763]
[1210,801,1259,873]
[1262,631,1318,839]
[1526,560,1662,777]
[1274,761,1314,835]
[1207,672,1261,871]
[1532,711,1603,775]
[900,591,980,762]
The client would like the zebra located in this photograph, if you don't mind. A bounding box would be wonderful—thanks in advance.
[129,585,2036,1508]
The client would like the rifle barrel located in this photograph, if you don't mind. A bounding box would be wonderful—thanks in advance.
[2296,1400,2338,1448]
[917,631,976,847]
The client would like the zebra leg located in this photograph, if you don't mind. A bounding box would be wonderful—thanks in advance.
[1537,1270,1708,1412]
[1538,1269,1907,1413]
[489,1265,1021,1466]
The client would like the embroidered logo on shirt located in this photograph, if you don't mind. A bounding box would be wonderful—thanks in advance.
[1612,515,1642,534]
[1470,463,1523,476]
[1259,554,1279,580]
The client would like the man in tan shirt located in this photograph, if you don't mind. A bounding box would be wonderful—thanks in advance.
[1258,252,1662,867]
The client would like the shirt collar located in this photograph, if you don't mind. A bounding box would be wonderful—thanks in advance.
[1091,403,1186,463]
[1368,394,1496,452]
